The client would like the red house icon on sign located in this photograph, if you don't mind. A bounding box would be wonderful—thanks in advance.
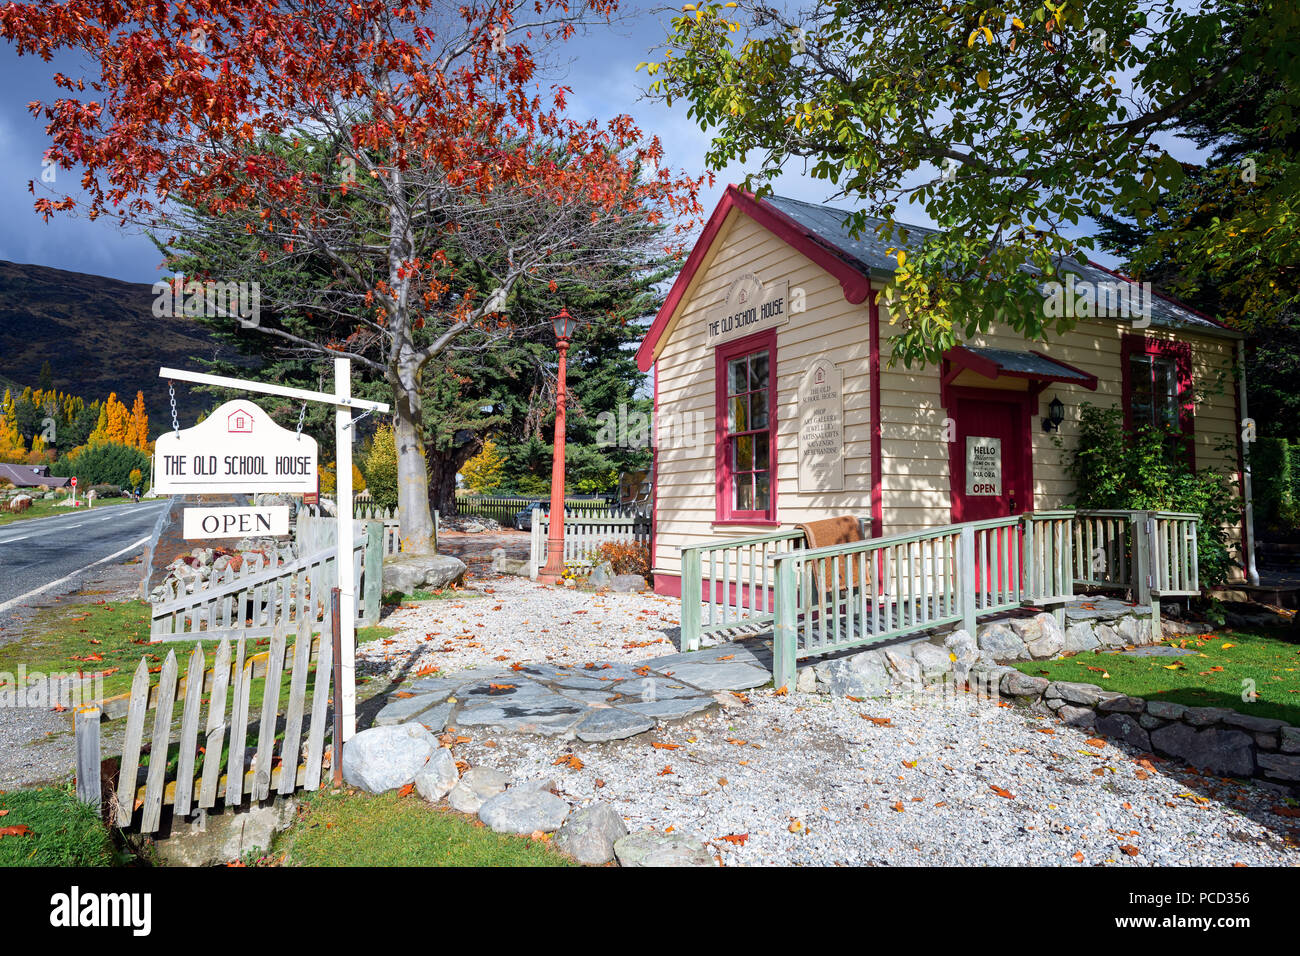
[227,407,255,433]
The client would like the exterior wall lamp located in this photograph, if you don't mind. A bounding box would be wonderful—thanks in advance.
[1042,395,1066,432]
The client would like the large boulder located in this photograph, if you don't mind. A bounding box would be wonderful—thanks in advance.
[911,642,953,681]
[614,831,715,867]
[1149,723,1255,777]
[944,629,978,682]
[977,621,1028,661]
[381,554,467,594]
[1063,622,1101,653]
[413,747,460,803]
[612,574,649,593]
[341,722,440,794]
[555,804,629,864]
[821,651,890,698]
[1019,612,1065,659]
[477,788,570,835]
[448,767,509,814]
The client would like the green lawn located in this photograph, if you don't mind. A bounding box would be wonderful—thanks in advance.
[382,587,484,605]
[1013,626,1300,724]
[0,495,134,526]
[276,788,576,867]
[0,785,116,866]
[0,598,397,703]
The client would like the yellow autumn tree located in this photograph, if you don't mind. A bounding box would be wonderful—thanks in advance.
[460,439,506,493]
[126,391,149,450]
[0,390,24,463]
[88,392,131,446]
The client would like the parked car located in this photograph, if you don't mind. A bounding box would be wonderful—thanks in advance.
[513,502,548,530]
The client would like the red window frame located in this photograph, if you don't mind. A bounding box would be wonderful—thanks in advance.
[1121,333,1195,467]
[715,329,778,523]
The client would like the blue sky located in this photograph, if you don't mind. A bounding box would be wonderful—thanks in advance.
[0,1,1199,283]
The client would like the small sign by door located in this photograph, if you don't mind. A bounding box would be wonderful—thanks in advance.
[965,436,1002,496]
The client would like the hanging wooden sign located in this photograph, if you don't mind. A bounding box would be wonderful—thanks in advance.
[152,400,318,494]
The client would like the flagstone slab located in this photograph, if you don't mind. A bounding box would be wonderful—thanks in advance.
[651,659,772,691]
[623,696,717,720]
[374,692,444,726]
[574,708,657,742]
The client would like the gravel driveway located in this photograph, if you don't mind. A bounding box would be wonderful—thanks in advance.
[364,578,1300,866]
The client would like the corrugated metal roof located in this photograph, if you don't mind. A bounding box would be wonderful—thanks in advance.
[963,347,1094,384]
[763,194,1235,337]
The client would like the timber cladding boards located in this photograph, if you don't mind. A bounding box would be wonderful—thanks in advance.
[650,209,1243,585]
[654,210,875,579]
[875,302,1240,539]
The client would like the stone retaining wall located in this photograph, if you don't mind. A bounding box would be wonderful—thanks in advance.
[795,600,1168,697]
[970,663,1300,792]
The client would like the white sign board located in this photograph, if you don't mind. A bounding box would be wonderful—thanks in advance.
[705,275,790,348]
[183,506,290,540]
[798,358,844,492]
[152,400,318,494]
[965,436,1002,496]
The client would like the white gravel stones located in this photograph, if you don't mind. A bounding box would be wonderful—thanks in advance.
[451,686,1300,867]
[357,578,681,678]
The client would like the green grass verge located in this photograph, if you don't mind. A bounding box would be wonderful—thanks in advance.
[0,598,398,703]
[1012,627,1300,724]
[0,495,134,526]
[277,788,576,867]
[382,588,483,605]
[0,785,115,866]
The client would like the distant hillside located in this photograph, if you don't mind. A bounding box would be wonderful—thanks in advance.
[0,260,255,433]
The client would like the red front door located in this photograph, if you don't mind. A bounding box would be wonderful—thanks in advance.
[949,396,1030,522]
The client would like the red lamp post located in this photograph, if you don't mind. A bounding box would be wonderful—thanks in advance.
[537,307,579,585]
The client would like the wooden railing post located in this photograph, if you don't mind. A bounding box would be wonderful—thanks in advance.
[362,521,382,624]
[957,524,977,636]
[680,547,703,653]
[1132,511,1153,608]
[772,554,798,691]
[74,704,102,811]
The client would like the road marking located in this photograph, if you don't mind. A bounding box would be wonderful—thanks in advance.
[0,534,150,617]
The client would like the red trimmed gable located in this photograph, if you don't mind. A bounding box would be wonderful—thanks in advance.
[635,185,873,371]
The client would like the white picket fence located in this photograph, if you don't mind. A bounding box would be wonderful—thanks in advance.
[348,502,439,556]
[529,508,650,577]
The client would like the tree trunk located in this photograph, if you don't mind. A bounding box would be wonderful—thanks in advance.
[427,452,460,518]
[391,367,437,554]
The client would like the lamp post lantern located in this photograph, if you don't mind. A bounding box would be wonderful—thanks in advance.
[537,307,579,584]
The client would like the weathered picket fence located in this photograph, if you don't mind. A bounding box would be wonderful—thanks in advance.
[676,509,1201,688]
[351,504,439,556]
[529,507,651,577]
[457,493,609,525]
[75,615,335,833]
[148,524,382,641]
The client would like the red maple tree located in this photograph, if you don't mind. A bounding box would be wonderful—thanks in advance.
[2,0,704,549]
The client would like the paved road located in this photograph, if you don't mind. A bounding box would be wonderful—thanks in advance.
[0,499,169,612]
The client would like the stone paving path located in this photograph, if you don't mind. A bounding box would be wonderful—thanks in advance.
[374,641,775,742]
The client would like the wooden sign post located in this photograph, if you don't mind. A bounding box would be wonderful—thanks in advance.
[157,359,389,741]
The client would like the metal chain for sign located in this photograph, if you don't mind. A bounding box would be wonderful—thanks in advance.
[168,381,181,434]
[295,401,307,441]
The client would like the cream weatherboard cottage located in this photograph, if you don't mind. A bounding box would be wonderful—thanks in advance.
[637,186,1254,603]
